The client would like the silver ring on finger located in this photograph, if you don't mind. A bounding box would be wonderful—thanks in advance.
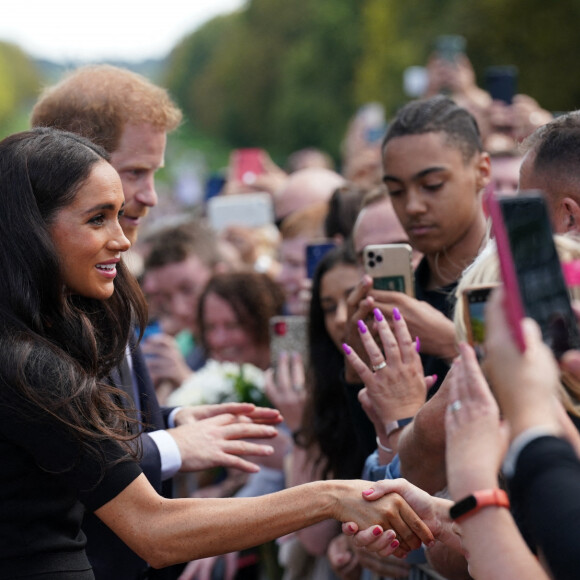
[449,400,462,413]
[371,360,387,372]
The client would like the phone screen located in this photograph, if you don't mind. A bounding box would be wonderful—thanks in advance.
[463,285,497,360]
[501,194,580,358]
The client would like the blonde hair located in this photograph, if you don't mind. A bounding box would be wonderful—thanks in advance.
[279,201,328,240]
[454,234,580,416]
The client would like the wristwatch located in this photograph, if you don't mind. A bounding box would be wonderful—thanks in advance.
[385,417,414,437]
[449,489,510,522]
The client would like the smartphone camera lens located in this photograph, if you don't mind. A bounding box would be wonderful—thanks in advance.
[375,255,383,263]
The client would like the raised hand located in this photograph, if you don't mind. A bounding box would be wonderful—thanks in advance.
[264,351,306,432]
[167,413,278,473]
[445,342,508,501]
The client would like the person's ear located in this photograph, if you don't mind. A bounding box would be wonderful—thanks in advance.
[562,197,580,233]
[474,152,492,192]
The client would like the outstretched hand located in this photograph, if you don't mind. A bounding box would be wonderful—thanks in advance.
[168,413,279,473]
[336,479,436,557]
[344,478,459,554]
[173,403,283,426]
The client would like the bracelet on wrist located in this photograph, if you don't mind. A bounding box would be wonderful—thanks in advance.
[376,436,393,454]
[384,416,414,437]
[449,489,510,523]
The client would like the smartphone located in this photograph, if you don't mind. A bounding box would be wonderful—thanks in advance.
[462,284,499,361]
[363,243,415,296]
[486,189,580,358]
[306,240,337,279]
[269,315,309,371]
[207,193,274,232]
[485,66,518,105]
[230,148,265,185]
[434,35,466,63]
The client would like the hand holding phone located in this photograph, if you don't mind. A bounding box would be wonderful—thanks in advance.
[486,189,580,358]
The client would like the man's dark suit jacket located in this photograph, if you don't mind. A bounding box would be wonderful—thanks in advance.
[83,343,180,580]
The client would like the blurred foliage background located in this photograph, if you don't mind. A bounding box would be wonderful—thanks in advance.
[2,0,580,170]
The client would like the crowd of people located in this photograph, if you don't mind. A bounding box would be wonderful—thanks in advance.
[3,44,580,580]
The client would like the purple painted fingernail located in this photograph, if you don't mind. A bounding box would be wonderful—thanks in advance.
[342,343,352,355]
[357,320,367,334]
[373,308,384,322]
[393,307,401,321]
[432,374,438,383]
[415,336,420,352]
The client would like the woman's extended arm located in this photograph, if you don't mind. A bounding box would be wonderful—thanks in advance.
[96,474,436,569]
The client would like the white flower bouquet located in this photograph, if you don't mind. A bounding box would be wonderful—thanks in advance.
[167,359,270,408]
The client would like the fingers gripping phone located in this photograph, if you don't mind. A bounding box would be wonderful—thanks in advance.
[363,243,415,297]
[486,189,580,358]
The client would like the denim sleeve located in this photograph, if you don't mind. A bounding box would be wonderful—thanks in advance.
[362,450,401,481]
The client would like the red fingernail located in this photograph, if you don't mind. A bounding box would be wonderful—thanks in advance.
[393,307,401,321]
[347,523,356,533]
[373,526,382,537]
[415,336,420,352]
[357,320,367,334]
[362,489,374,496]
[373,308,384,322]
[390,540,400,548]
[431,374,438,383]
[342,343,352,355]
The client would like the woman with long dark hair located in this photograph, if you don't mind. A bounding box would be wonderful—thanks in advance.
[0,128,435,578]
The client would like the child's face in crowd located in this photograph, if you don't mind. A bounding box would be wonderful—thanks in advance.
[382,131,489,257]
[319,264,360,350]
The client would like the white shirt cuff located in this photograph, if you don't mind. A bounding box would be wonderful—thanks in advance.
[148,429,183,480]
[167,407,182,429]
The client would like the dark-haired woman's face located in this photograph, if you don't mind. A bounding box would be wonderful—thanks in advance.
[383,132,489,257]
[320,264,359,350]
[202,292,269,369]
[49,161,130,300]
